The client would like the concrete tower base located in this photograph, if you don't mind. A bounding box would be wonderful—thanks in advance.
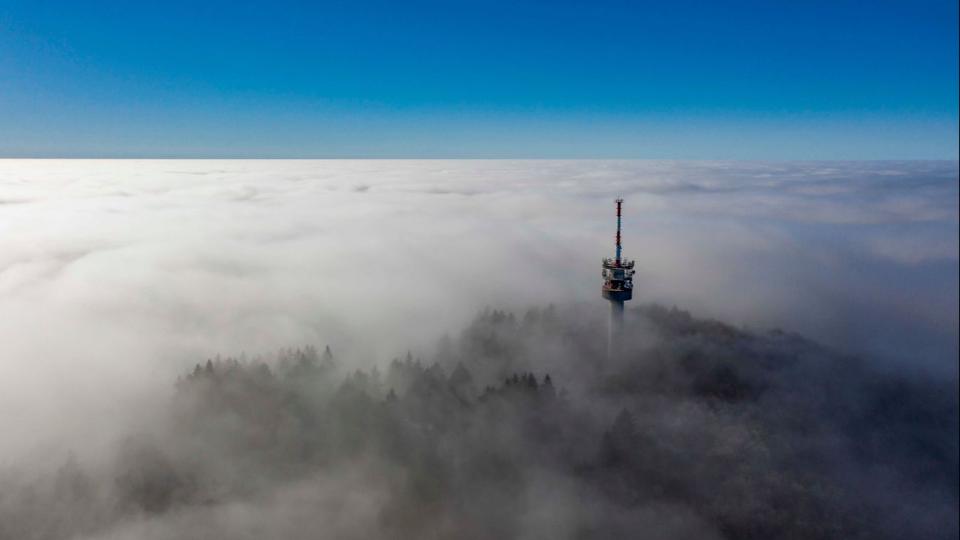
[608,300,624,358]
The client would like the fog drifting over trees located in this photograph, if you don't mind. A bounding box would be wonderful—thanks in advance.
[0,160,956,538]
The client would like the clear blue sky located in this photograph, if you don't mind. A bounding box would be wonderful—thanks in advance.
[1,0,957,158]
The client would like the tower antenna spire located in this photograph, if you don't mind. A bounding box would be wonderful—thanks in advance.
[615,197,623,264]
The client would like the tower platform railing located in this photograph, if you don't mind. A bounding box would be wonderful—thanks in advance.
[602,257,635,269]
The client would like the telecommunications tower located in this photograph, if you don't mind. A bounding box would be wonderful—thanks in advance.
[602,198,634,354]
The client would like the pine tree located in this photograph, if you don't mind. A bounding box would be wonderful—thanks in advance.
[542,374,556,399]
[321,345,335,368]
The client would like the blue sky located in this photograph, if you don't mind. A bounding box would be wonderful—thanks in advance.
[0,0,957,158]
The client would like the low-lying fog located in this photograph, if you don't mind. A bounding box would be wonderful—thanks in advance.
[0,160,956,539]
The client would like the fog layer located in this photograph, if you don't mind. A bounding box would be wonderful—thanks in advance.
[1,305,956,539]
[0,160,956,538]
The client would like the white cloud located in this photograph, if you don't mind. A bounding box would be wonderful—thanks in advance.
[0,159,956,463]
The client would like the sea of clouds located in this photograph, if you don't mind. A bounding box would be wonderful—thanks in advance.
[0,159,956,466]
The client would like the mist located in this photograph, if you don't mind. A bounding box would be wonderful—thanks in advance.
[0,159,956,539]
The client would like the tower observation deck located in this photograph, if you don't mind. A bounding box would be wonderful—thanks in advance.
[603,198,634,354]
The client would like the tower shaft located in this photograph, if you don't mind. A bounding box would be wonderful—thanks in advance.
[608,297,624,356]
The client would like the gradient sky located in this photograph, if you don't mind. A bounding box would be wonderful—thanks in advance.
[1,0,957,158]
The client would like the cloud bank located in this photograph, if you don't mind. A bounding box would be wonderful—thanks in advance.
[0,160,955,538]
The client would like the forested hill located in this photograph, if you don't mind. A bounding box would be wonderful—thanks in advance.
[2,305,957,540]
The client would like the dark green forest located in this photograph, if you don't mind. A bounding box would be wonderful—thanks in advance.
[2,305,957,539]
